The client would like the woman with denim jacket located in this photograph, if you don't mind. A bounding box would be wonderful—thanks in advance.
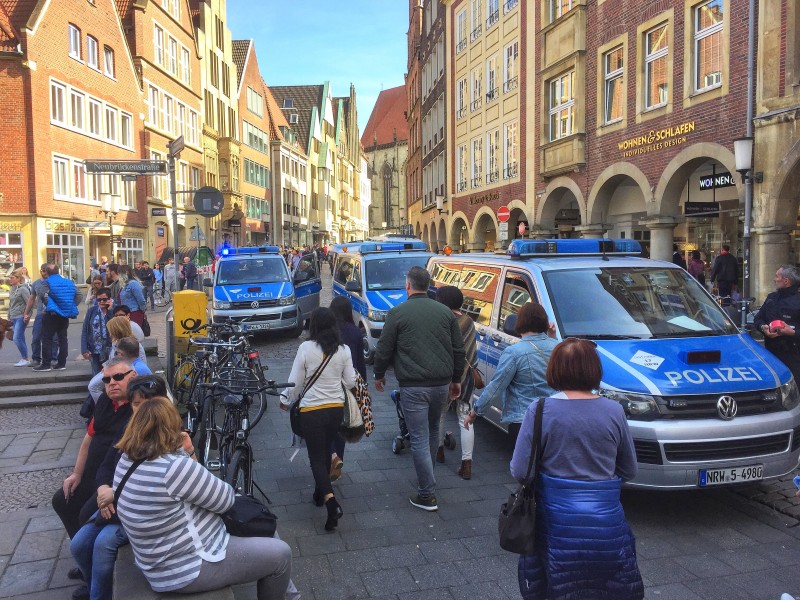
[114,265,147,327]
[465,303,557,444]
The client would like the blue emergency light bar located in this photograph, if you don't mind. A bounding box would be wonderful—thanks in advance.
[220,245,280,256]
[358,240,429,254]
[507,238,642,258]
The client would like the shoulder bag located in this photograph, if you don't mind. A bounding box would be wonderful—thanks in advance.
[141,314,151,337]
[340,374,366,443]
[471,366,485,389]
[498,397,545,554]
[94,458,145,526]
[289,353,334,437]
[222,494,277,538]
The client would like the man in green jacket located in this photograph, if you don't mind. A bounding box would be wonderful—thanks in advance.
[374,266,465,511]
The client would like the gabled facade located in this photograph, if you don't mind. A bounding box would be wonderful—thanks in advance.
[118,0,204,259]
[405,0,423,237]
[232,39,271,245]
[0,0,146,280]
[190,0,240,249]
[362,86,408,238]
[264,82,309,246]
[334,86,364,241]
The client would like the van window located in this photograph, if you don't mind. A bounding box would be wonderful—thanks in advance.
[294,255,316,282]
[431,262,501,325]
[217,258,288,285]
[499,272,534,332]
[544,266,738,339]
[335,258,354,284]
[365,256,429,290]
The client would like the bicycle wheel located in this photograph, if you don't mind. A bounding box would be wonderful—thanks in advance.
[196,394,222,470]
[225,447,252,496]
[172,358,195,408]
[153,287,172,307]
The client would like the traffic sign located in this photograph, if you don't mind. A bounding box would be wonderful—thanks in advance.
[497,206,510,223]
[518,222,527,236]
[498,221,509,240]
[84,160,167,174]
[168,135,185,157]
[193,186,224,217]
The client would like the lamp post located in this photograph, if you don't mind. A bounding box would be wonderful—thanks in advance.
[734,136,763,328]
[100,193,120,262]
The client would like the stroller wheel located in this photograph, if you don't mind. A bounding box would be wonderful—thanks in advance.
[444,432,457,450]
[392,437,403,454]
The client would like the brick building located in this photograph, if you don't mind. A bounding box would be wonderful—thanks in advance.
[0,0,146,281]
[116,0,204,260]
[231,39,271,245]
[405,0,423,237]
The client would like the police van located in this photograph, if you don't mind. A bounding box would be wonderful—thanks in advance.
[205,246,320,335]
[427,238,800,490]
[332,240,434,362]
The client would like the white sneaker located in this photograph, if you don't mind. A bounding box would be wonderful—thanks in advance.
[14,359,29,367]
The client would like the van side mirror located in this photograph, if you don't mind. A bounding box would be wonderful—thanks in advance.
[203,278,212,287]
[503,313,519,337]
[345,280,362,294]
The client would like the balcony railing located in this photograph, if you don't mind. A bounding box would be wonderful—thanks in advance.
[486,88,499,104]
[457,181,468,192]
[471,176,482,188]
[503,76,519,93]
[486,10,499,29]
[456,38,467,53]
[486,171,499,184]
[503,0,518,14]
[456,107,466,119]
[470,25,482,42]
[471,97,482,111]
[503,164,518,179]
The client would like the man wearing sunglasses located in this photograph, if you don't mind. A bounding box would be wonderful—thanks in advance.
[80,288,114,376]
[52,359,137,545]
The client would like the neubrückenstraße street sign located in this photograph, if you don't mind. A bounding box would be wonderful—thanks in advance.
[84,160,167,174]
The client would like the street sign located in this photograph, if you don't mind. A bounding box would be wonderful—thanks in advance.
[84,160,167,174]
[168,135,185,157]
[498,221,509,240]
[121,174,138,182]
[518,222,527,236]
[151,207,167,216]
[110,235,122,243]
[497,206,510,223]
[193,186,224,217]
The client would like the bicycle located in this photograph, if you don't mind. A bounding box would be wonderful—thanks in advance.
[199,380,294,499]
[153,285,172,307]
[713,294,758,330]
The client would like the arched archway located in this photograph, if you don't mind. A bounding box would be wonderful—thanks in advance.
[429,222,438,253]
[438,217,448,250]
[449,213,469,251]
[537,177,585,237]
[422,224,430,248]
[471,207,498,251]
[587,163,650,247]
[154,220,170,262]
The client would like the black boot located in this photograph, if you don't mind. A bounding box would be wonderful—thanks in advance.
[324,497,343,531]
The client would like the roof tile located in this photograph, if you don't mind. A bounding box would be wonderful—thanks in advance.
[231,39,249,89]
[269,84,324,154]
[361,85,407,148]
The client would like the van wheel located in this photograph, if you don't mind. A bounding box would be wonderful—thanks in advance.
[361,326,374,364]
[290,314,304,338]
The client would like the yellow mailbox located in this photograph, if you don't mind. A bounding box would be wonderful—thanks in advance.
[173,290,208,355]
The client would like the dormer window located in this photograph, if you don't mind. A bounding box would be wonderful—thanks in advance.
[289,113,299,124]
[283,98,294,109]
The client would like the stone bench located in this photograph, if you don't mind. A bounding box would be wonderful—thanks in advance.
[113,545,234,600]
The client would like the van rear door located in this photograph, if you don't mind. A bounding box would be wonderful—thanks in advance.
[293,254,321,322]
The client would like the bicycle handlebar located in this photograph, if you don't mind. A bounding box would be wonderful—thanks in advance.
[199,381,295,397]
[188,336,248,349]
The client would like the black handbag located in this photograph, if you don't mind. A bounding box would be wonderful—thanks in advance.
[95,459,145,526]
[289,353,333,437]
[222,494,277,538]
[141,314,151,337]
[498,398,545,554]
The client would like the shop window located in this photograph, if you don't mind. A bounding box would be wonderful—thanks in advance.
[549,71,575,141]
[603,46,624,124]
[47,233,85,283]
[0,232,24,274]
[118,237,144,266]
[645,23,669,109]
[693,0,724,92]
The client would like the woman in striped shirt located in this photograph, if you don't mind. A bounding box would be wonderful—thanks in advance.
[114,397,294,599]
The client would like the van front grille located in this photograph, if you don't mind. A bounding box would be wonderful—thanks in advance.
[663,433,791,462]
[657,390,781,419]
[634,440,662,465]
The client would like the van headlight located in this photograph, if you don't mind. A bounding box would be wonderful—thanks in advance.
[368,308,388,322]
[278,294,295,306]
[213,300,231,309]
[781,378,800,410]
[600,389,661,421]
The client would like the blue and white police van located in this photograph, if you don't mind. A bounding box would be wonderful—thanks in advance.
[332,240,434,362]
[427,238,800,489]
[205,246,320,336]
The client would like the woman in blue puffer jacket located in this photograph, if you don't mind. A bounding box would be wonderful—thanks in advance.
[511,338,643,600]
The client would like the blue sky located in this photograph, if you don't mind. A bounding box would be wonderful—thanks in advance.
[227,0,408,134]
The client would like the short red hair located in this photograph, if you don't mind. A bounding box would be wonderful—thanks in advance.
[546,338,602,391]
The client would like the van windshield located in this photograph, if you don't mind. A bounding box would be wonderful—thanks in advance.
[217,258,289,285]
[543,266,739,339]
[365,256,429,290]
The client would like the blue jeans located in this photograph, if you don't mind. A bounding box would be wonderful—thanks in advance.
[399,384,449,497]
[12,316,28,359]
[70,517,129,600]
[31,313,59,363]
[143,284,154,309]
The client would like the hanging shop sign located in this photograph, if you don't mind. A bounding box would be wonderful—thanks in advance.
[684,202,720,218]
[698,172,735,191]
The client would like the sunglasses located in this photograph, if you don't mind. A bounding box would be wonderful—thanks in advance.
[102,369,134,384]
[128,378,157,392]
[563,337,598,348]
